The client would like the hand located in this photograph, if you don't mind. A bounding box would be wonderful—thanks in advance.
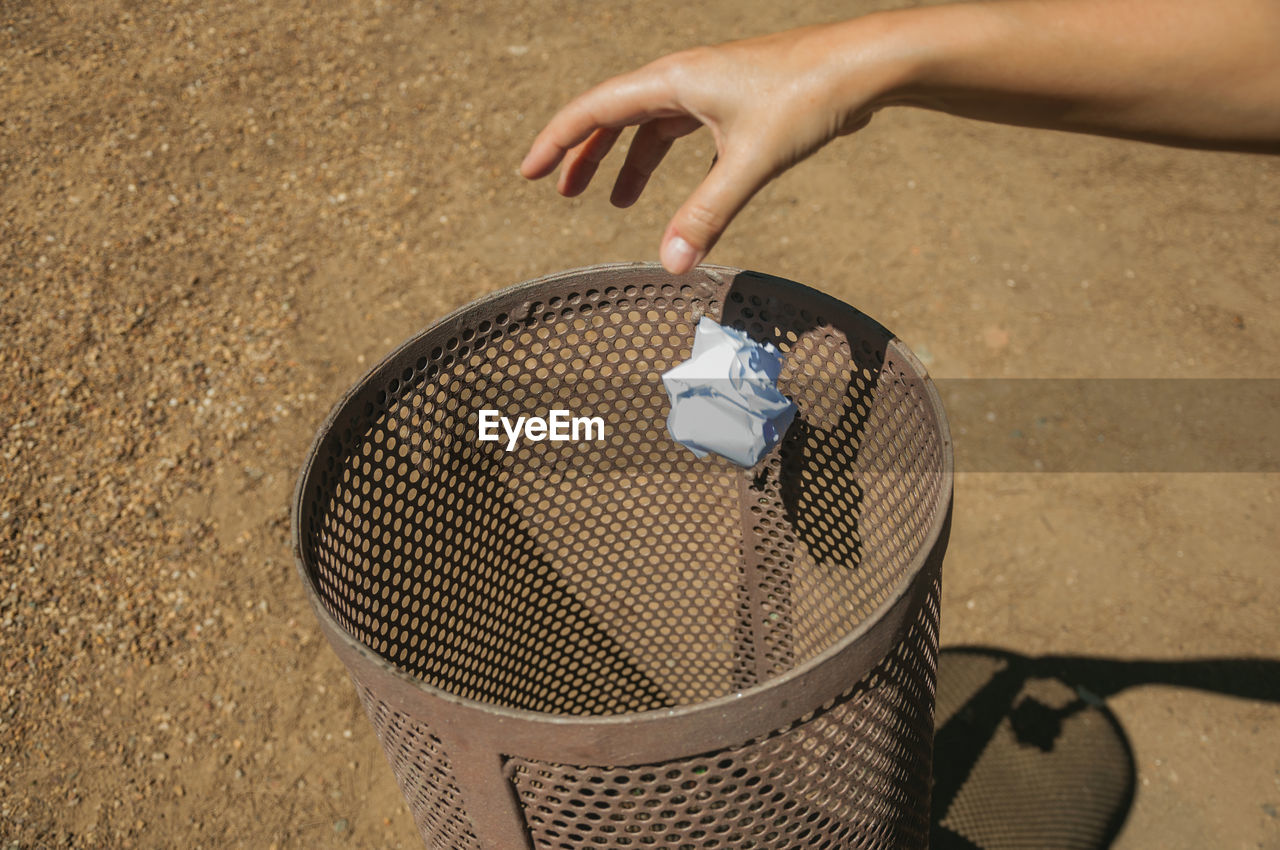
[519,21,903,274]
[521,1,1280,276]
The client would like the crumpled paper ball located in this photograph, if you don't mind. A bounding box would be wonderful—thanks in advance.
[661,316,798,467]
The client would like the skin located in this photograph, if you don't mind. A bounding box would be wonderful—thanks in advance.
[520,0,1280,274]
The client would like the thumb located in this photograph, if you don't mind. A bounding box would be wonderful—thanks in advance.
[660,152,769,274]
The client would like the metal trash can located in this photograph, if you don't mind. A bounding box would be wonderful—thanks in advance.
[292,263,953,850]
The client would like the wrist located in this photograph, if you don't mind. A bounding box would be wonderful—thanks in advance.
[821,6,999,114]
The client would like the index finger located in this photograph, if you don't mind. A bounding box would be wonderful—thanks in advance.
[519,64,687,180]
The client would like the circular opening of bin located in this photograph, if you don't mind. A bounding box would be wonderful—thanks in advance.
[294,264,950,719]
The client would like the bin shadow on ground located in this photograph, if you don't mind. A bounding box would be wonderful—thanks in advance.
[930,647,1280,849]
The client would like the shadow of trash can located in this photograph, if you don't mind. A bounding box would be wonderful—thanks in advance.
[292,263,953,850]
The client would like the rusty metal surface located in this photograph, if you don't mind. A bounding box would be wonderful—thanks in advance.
[292,263,953,849]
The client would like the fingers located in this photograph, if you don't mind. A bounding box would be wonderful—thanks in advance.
[660,152,770,275]
[557,127,622,197]
[519,66,680,180]
[519,52,770,274]
[610,115,702,207]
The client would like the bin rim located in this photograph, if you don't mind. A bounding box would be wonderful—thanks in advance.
[290,261,953,764]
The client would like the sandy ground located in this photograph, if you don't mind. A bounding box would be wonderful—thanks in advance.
[2,0,1278,848]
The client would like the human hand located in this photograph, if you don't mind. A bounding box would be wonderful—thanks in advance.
[521,2,1280,275]
[519,20,908,274]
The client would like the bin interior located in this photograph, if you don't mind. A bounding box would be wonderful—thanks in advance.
[297,274,947,716]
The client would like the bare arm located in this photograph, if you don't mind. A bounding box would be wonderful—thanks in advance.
[890,0,1280,150]
[521,0,1280,274]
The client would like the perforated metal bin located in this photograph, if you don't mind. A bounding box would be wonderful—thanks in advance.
[292,263,953,850]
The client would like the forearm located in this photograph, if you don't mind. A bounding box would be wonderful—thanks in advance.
[521,0,1277,272]
[846,0,1280,152]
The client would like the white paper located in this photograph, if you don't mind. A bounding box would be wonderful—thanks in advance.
[661,316,798,467]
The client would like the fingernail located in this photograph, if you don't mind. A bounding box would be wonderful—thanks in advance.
[661,235,700,274]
